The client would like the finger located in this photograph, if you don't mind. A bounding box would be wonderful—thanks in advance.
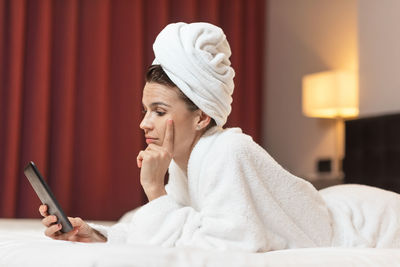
[68,217,83,227]
[162,119,174,153]
[39,205,48,217]
[45,223,62,237]
[42,215,58,227]
[140,150,160,161]
[137,150,145,168]
[54,228,79,240]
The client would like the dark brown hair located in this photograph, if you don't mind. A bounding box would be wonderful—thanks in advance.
[146,65,198,112]
[145,64,217,128]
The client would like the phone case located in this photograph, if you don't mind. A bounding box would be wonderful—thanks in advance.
[24,161,73,233]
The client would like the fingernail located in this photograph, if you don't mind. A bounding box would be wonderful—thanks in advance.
[58,224,62,228]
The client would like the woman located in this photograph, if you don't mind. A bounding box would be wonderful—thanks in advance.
[39,22,400,251]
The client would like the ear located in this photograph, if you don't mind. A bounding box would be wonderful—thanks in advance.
[195,111,211,131]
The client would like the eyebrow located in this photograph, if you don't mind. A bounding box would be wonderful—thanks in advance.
[146,102,172,108]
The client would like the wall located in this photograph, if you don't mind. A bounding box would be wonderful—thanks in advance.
[358,0,400,117]
[263,0,358,179]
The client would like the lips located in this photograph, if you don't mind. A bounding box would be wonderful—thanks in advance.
[145,137,158,144]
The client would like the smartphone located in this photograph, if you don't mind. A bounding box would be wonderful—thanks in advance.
[24,161,73,233]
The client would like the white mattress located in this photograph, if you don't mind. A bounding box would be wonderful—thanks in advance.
[1,219,399,267]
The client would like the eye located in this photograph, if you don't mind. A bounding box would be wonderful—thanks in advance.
[141,108,147,115]
[156,111,166,116]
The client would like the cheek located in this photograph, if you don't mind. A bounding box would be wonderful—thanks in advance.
[172,119,196,150]
[157,116,174,141]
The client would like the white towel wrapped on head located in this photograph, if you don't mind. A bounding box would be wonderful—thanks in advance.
[152,22,235,127]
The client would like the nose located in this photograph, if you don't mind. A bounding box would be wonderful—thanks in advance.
[139,113,153,131]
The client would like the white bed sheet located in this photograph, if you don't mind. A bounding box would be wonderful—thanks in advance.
[1,219,400,267]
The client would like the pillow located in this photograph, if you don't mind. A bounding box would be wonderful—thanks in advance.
[320,184,400,248]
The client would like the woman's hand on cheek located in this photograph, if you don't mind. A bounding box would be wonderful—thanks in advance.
[137,119,174,201]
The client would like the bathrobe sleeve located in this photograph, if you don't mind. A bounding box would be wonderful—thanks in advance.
[105,130,332,251]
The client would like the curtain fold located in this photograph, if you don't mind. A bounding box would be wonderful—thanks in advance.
[46,0,79,218]
[0,0,266,220]
[0,0,26,217]
[16,0,53,218]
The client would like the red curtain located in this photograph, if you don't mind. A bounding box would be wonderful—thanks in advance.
[0,0,265,220]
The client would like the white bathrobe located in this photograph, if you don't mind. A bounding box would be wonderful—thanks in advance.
[92,127,333,252]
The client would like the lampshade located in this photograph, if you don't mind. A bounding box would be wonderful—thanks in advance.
[302,71,359,118]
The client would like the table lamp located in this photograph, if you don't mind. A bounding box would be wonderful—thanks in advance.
[302,70,359,178]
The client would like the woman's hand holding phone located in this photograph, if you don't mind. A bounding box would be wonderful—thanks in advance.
[39,205,107,243]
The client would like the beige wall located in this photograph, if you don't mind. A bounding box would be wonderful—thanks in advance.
[263,0,358,178]
[358,0,400,117]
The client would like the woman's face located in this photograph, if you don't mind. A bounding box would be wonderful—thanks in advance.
[140,82,200,160]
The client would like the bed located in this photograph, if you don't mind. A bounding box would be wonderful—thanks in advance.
[1,217,399,267]
[1,113,400,266]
